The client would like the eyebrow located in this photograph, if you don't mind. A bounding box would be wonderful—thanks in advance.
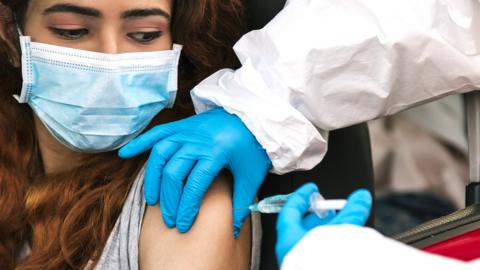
[42,5,170,21]
[121,8,171,20]
[42,4,102,17]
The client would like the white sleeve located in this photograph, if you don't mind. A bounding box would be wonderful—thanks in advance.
[281,225,480,270]
[191,0,480,174]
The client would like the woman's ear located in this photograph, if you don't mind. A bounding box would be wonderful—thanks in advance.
[0,3,20,67]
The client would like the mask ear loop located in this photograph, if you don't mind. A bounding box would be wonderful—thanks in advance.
[12,14,28,103]
[9,13,23,66]
[13,13,23,36]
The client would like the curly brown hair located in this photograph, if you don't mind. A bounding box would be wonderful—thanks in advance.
[0,1,245,269]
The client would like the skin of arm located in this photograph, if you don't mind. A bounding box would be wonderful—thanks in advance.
[139,172,252,270]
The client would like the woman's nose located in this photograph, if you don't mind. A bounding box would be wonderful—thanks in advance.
[97,27,119,54]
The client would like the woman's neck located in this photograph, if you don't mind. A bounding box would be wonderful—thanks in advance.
[34,116,87,174]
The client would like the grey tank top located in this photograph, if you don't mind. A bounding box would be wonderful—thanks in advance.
[90,167,262,270]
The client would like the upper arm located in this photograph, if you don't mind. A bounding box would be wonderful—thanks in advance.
[139,173,251,270]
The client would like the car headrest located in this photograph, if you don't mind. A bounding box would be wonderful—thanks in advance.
[245,0,286,31]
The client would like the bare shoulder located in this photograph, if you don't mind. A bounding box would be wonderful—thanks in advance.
[139,173,251,270]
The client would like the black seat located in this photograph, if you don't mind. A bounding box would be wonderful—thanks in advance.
[244,1,376,269]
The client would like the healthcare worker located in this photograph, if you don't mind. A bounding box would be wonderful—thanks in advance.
[119,0,480,236]
[277,183,480,269]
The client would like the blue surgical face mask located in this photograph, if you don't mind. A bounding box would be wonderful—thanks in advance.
[15,35,182,153]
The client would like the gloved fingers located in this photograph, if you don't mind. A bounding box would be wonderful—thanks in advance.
[143,140,181,205]
[159,132,207,148]
[275,183,319,267]
[231,171,267,238]
[159,146,197,228]
[302,210,335,230]
[329,189,372,226]
[176,159,223,233]
[118,121,182,158]
[275,227,307,266]
[276,183,319,234]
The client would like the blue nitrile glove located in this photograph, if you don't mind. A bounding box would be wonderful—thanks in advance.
[275,183,372,265]
[118,107,271,237]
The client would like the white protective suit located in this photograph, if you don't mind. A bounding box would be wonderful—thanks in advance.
[281,225,480,269]
[191,0,480,174]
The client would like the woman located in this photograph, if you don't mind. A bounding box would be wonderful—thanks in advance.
[0,0,255,269]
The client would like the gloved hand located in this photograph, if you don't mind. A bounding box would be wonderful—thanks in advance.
[118,107,271,237]
[276,183,372,265]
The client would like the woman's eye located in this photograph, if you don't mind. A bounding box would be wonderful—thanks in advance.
[127,31,162,43]
[49,27,89,40]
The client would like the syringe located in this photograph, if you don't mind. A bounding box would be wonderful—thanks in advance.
[248,192,347,218]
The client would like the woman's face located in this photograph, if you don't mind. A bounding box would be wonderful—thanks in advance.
[23,0,173,53]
